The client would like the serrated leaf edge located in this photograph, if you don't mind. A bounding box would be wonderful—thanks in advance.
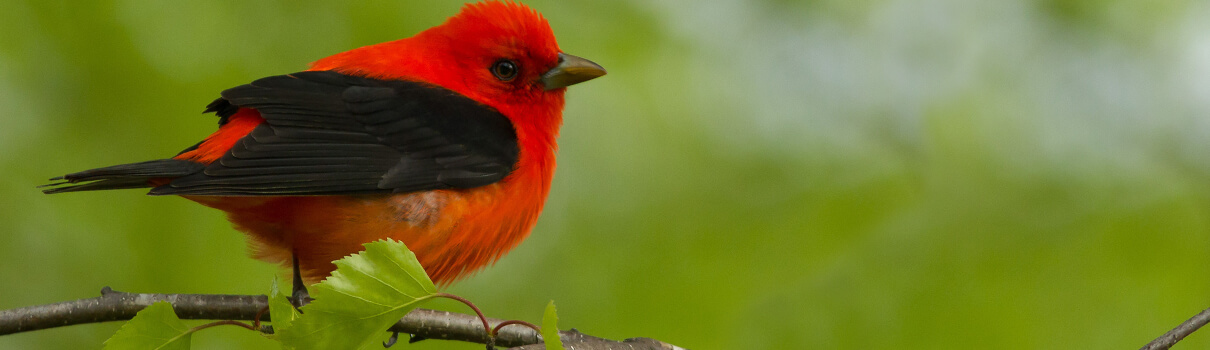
[280,239,440,344]
[104,301,193,350]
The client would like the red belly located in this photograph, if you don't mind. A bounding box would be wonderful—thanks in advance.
[184,179,545,285]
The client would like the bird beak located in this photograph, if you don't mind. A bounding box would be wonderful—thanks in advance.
[541,53,606,90]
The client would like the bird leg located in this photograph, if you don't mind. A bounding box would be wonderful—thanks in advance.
[291,252,312,308]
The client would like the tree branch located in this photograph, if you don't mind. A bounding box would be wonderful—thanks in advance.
[1140,306,1210,350]
[0,287,684,350]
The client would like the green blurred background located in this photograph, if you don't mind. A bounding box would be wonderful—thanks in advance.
[2,0,1209,349]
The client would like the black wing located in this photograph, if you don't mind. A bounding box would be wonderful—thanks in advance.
[148,71,519,196]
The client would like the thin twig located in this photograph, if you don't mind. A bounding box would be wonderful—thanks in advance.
[0,287,679,349]
[1140,306,1210,350]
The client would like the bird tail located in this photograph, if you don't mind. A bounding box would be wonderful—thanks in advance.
[40,159,204,194]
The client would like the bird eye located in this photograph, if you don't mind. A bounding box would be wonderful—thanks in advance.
[491,60,518,81]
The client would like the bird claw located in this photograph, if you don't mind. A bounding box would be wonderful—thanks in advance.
[383,331,400,348]
[290,286,311,309]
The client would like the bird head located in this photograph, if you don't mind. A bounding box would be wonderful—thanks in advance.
[311,1,606,127]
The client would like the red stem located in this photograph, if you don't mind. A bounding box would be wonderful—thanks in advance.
[492,319,541,336]
[188,319,257,333]
[434,293,491,336]
[251,306,269,330]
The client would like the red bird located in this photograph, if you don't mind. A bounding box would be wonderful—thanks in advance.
[42,1,605,291]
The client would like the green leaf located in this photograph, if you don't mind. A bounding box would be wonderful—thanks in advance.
[268,279,301,335]
[278,239,439,350]
[542,300,564,350]
[103,301,192,350]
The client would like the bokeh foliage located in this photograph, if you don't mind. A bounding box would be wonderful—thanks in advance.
[2,0,1209,349]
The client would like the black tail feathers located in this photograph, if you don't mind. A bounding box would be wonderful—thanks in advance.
[40,159,204,194]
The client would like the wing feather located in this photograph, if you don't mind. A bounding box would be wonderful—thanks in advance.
[152,71,519,196]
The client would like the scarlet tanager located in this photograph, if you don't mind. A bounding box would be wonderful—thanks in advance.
[42,1,605,290]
